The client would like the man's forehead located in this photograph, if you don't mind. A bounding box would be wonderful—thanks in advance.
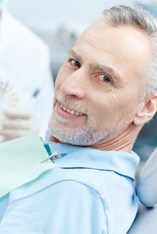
[77,21,151,62]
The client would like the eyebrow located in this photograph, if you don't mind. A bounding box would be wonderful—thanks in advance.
[89,63,122,82]
[68,48,83,62]
[68,48,123,85]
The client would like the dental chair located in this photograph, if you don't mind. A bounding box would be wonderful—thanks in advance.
[128,148,157,234]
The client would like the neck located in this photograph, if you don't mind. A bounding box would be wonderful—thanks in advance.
[91,123,141,152]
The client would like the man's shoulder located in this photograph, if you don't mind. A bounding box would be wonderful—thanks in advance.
[9,168,103,200]
[9,167,130,203]
[0,177,107,234]
[1,168,136,234]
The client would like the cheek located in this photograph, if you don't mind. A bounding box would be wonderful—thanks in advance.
[55,63,73,89]
[106,88,138,111]
[89,96,112,122]
[55,75,61,90]
[90,91,133,122]
[55,66,67,89]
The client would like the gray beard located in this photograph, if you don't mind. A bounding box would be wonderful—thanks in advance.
[48,114,117,146]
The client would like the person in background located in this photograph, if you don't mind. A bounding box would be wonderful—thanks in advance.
[0,0,54,141]
[0,4,157,234]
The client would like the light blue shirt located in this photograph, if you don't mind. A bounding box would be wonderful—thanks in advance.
[0,142,139,234]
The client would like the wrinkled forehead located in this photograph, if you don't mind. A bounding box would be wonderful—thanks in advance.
[82,20,151,49]
[76,20,152,69]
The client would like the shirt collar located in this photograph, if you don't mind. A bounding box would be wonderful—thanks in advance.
[46,141,140,180]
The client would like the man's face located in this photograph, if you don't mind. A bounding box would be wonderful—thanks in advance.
[49,22,151,146]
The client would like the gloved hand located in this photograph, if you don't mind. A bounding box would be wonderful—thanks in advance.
[0,107,40,142]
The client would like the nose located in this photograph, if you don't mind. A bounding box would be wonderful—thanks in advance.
[59,69,86,99]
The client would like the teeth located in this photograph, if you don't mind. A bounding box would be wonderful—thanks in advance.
[59,103,83,116]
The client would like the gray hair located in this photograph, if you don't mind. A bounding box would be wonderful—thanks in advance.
[103,5,157,99]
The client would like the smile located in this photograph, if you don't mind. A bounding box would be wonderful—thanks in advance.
[59,103,85,116]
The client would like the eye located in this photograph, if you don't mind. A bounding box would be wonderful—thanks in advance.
[99,74,111,83]
[68,58,81,69]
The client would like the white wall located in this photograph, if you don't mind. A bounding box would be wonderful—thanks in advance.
[7,0,135,33]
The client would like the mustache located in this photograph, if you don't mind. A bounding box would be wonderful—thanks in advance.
[54,93,88,115]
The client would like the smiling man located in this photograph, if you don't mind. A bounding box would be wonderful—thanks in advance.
[50,21,152,151]
[0,5,157,234]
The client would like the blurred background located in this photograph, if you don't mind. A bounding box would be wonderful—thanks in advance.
[5,0,157,164]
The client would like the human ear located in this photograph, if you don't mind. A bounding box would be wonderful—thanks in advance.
[133,94,157,126]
